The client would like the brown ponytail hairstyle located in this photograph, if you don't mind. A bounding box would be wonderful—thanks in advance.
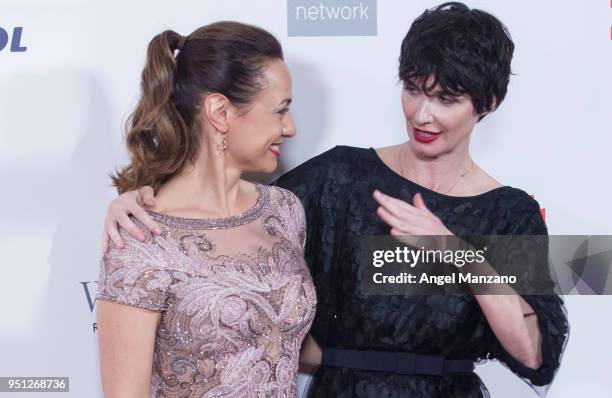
[112,22,284,194]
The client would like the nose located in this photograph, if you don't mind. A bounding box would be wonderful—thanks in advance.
[282,112,297,138]
[413,97,434,125]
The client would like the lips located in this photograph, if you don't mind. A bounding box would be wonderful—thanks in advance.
[269,144,281,157]
[413,127,441,143]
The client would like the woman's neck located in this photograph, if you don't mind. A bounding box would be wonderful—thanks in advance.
[155,143,253,219]
[400,142,474,193]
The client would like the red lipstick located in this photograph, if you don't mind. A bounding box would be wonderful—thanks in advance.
[413,127,441,143]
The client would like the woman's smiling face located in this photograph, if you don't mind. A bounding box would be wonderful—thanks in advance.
[225,59,296,173]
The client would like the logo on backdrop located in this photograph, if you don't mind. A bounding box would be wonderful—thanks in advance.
[287,0,377,37]
[0,27,27,52]
[80,281,98,333]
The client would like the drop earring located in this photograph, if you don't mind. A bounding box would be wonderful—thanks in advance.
[217,136,228,155]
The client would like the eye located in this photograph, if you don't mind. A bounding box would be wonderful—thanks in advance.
[404,85,420,95]
[438,94,457,105]
[277,108,289,115]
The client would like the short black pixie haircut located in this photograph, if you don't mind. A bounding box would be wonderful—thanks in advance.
[399,2,514,119]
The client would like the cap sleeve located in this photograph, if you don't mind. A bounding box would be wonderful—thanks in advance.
[96,225,171,312]
[273,187,308,251]
[487,198,569,393]
[292,192,308,251]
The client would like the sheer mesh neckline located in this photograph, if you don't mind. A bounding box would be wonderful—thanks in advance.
[146,184,269,230]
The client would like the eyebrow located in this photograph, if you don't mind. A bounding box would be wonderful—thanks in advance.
[406,81,457,97]
[279,98,292,106]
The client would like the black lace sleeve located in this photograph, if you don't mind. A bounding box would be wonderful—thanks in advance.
[487,197,569,394]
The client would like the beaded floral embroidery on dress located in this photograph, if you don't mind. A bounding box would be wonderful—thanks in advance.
[97,185,316,397]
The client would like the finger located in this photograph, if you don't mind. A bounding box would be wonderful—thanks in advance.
[373,190,419,218]
[390,227,411,236]
[102,233,109,254]
[412,192,431,212]
[118,213,146,241]
[107,224,125,249]
[130,204,161,234]
[377,206,431,235]
[377,206,413,233]
[134,189,143,207]
[140,186,156,208]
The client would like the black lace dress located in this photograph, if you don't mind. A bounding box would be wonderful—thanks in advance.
[274,146,568,398]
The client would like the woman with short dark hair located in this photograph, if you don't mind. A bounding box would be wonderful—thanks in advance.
[101,3,568,397]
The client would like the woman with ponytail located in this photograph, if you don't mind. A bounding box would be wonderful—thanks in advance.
[99,3,569,397]
[95,22,316,397]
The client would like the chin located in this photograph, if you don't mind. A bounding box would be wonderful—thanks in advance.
[409,140,445,159]
[257,159,278,174]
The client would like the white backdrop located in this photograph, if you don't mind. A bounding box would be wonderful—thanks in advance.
[1,0,611,396]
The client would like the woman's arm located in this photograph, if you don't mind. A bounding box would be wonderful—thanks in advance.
[473,294,542,369]
[97,301,161,398]
[299,334,322,374]
[373,190,543,369]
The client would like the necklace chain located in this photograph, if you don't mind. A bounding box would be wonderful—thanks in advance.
[397,142,475,195]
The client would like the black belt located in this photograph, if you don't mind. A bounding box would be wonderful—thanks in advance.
[321,348,474,376]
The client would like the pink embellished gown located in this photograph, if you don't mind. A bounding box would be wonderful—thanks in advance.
[96,185,317,397]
